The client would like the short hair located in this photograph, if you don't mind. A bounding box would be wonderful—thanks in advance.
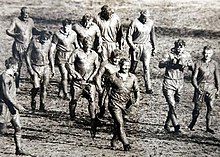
[110,49,122,59]
[101,5,109,11]
[119,57,130,67]
[5,57,18,69]
[62,18,72,26]
[140,10,150,17]
[21,7,28,13]
[82,14,92,22]
[174,39,185,48]
[202,45,213,55]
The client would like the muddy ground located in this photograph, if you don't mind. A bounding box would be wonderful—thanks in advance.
[0,0,220,156]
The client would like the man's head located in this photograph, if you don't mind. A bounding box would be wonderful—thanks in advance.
[139,10,150,24]
[202,45,213,61]
[81,14,93,28]
[20,7,29,21]
[39,30,52,44]
[5,57,18,73]
[119,58,130,73]
[62,18,72,34]
[110,49,122,65]
[174,39,185,54]
[100,5,113,20]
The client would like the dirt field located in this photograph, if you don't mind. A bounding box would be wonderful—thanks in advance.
[0,0,220,156]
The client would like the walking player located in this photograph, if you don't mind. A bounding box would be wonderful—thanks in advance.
[26,30,53,112]
[0,57,27,155]
[95,49,122,118]
[50,18,79,100]
[94,5,123,62]
[73,14,102,53]
[159,39,193,134]
[108,58,139,151]
[66,37,99,138]
[126,10,156,94]
[6,7,40,91]
[188,45,219,134]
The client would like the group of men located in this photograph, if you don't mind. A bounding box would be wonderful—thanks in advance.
[0,5,219,155]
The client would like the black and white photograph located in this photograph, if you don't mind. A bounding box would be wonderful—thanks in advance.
[0,0,219,156]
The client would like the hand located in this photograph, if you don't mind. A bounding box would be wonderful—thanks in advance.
[75,73,83,81]
[215,90,219,99]
[51,70,55,78]
[97,46,102,54]
[196,88,203,95]
[152,48,157,56]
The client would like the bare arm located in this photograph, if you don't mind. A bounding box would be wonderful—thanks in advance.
[158,53,170,68]
[50,43,56,75]
[6,18,19,38]
[150,22,156,55]
[126,21,136,50]
[88,54,100,82]
[95,61,107,93]
[26,40,34,76]
[133,76,140,105]
[192,63,200,90]
[214,62,220,92]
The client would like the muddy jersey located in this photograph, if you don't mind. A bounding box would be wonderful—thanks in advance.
[52,29,78,52]
[27,37,52,66]
[161,50,192,80]
[126,18,154,47]
[95,13,122,43]
[73,22,101,49]
[194,59,219,85]
[109,72,139,110]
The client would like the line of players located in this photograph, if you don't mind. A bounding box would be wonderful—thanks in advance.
[0,5,219,155]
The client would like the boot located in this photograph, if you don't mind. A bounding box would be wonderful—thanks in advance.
[164,124,171,133]
[129,61,138,74]
[31,100,36,113]
[206,128,215,134]
[174,125,181,134]
[90,118,97,139]
[123,144,131,151]
[69,102,76,120]
[39,103,47,113]
[15,148,27,155]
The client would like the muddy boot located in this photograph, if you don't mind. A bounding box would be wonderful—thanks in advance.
[174,125,181,134]
[15,132,27,155]
[164,124,171,133]
[69,101,76,120]
[90,118,97,139]
[31,100,36,113]
[129,61,138,74]
[206,128,215,134]
[39,103,47,113]
[123,144,131,151]
[15,148,28,155]
[63,93,70,101]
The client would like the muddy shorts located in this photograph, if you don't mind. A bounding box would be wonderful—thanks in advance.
[32,65,50,88]
[55,50,73,65]
[0,102,19,124]
[129,43,152,62]
[101,41,118,61]
[193,83,217,103]
[12,42,28,62]
[71,82,96,103]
